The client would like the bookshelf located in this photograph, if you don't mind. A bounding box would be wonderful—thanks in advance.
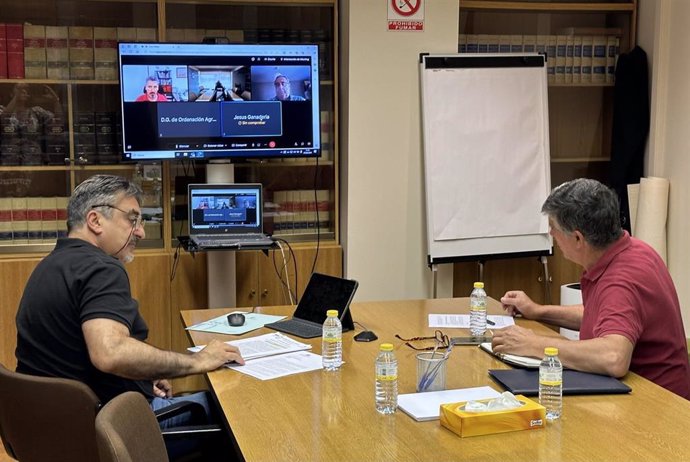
[455,0,637,303]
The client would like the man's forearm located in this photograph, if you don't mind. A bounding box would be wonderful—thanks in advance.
[534,334,633,377]
[537,304,583,330]
[83,318,240,380]
[96,335,201,380]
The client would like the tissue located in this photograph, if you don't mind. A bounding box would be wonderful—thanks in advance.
[463,392,523,413]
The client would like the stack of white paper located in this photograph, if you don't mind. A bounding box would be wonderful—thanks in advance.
[189,332,322,380]
[398,386,501,421]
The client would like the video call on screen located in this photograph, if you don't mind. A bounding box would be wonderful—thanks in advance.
[190,192,258,229]
[119,43,320,160]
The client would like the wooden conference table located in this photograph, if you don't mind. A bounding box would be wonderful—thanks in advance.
[181,297,690,462]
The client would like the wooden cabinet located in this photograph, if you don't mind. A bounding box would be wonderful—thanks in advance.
[236,243,343,308]
[0,258,40,370]
[456,1,636,303]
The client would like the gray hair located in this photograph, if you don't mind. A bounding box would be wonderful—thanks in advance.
[274,73,288,83]
[541,178,623,249]
[67,175,142,232]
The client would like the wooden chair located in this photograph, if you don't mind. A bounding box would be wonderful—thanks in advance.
[0,363,101,462]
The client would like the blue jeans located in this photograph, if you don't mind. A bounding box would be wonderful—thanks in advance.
[150,390,212,428]
[150,391,214,459]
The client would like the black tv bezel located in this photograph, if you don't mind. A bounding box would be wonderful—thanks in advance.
[117,41,322,162]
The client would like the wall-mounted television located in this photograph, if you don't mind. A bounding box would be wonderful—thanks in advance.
[118,42,321,161]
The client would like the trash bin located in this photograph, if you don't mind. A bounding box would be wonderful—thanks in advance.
[560,283,582,340]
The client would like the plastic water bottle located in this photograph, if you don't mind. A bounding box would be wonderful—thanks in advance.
[469,282,487,336]
[539,347,563,420]
[322,309,342,371]
[375,343,398,414]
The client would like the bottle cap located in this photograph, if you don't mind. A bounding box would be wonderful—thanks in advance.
[473,282,484,289]
[544,347,559,356]
[380,343,394,351]
[326,309,339,317]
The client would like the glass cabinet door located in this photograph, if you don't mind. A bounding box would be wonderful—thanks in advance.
[1,0,161,251]
[459,0,636,187]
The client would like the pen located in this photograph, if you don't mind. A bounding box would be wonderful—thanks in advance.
[487,319,496,326]
[419,342,454,392]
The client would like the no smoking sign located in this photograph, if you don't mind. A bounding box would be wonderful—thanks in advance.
[388,0,424,31]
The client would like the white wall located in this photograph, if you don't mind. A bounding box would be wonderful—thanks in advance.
[639,0,690,335]
[340,0,458,301]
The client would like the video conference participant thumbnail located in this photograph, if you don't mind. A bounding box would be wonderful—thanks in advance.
[135,76,168,102]
[252,66,311,102]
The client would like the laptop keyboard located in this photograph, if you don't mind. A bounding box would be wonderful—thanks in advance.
[266,319,323,339]
[192,234,273,248]
[198,233,269,241]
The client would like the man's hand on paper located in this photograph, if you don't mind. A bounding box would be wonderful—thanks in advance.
[491,325,541,359]
[194,339,245,371]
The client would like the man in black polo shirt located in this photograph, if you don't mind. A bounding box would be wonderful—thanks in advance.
[15,175,244,456]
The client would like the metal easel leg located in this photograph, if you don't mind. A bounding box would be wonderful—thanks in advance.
[432,264,438,299]
[477,260,485,282]
[540,255,551,304]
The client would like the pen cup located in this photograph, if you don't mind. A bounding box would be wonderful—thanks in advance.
[416,352,448,393]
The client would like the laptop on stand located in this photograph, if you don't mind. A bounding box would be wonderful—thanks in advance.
[265,273,359,339]
[187,183,274,249]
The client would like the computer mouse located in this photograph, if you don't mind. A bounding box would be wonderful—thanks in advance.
[227,313,246,327]
[354,330,378,342]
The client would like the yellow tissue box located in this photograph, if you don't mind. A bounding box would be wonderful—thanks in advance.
[440,395,546,437]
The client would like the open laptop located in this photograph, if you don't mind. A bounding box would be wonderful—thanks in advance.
[265,273,359,339]
[188,183,274,249]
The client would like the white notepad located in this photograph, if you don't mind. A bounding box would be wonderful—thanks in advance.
[397,386,501,421]
[479,343,542,369]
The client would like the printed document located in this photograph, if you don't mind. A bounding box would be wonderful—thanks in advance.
[189,333,320,380]
[428,314,515,329]
[226,351,323,380]
[188,332,311,360]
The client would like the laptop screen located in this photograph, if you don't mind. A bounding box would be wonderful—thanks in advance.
[188,183,263,235]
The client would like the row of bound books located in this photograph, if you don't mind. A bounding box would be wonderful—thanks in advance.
[271,189,330,235]
[0,196,69,244]
[458,33,621,84]
[1,109,124,166]
[1,24,154,80]
[1,23,333,81]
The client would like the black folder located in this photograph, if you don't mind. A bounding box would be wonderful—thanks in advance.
[489,369,632,396]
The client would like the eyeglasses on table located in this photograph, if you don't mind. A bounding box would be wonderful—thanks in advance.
[395,330,450,351]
